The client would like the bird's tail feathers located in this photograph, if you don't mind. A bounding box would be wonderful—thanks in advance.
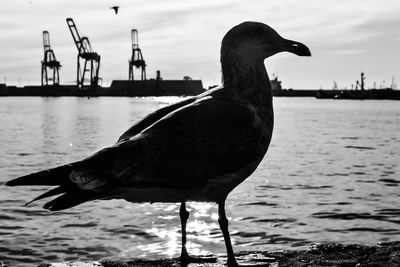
[24,186,68,206]
[42,190,111,211]
[6,164,75,187]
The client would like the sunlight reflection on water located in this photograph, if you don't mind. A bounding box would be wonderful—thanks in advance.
[138,202,221,257]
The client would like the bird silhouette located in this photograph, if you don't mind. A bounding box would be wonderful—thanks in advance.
[110,6,119,14]
[7,21,311,266]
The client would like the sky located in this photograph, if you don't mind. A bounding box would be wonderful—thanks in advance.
[0,0,399,89]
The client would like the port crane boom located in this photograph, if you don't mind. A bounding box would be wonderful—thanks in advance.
[129,29,146,81]
[66,18,101,88]
[41,31,61,86]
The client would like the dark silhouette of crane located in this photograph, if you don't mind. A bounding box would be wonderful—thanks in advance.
[129,29,146,81]
[66,18,101,89]
[41,31,61,86]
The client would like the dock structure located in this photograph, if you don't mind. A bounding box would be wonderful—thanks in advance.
[1,18,208,97]
[128,29,146,81]
[41,31,61,86]
[66,18,101,89]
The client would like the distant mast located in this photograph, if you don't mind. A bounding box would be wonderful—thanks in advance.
[360,72,365,90]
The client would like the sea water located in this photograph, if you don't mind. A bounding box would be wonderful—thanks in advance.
[0,97,399,266]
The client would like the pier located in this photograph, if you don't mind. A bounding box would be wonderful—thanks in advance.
[0,80,205,97]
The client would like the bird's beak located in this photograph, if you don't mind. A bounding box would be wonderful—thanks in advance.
[281,38,311,57]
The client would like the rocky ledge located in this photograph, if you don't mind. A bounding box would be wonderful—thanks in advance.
[32,241,400,266]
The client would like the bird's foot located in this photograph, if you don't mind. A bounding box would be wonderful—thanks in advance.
[227,258,239,267]
[179,253,217,264]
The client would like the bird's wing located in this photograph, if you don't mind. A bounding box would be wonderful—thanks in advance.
[7,91,268,210]
[110,6,119,14]
[103,93,266,189]
[65,92,266,189]
[117,97,197,143]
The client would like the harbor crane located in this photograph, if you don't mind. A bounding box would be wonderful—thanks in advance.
[66,18,101,88]
[41,31,61,86]
[129,29,146,81]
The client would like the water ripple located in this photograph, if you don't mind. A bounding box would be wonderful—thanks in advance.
[62,222,98,228]
[1,97,400,266]
[239,201,278,207]
[379,178,400,184]
[312,212,400,224]
[344,145,376,150]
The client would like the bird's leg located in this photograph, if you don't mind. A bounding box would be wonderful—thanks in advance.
[179,201,190,260]
[218,199,239,267]
[179,202,217,264]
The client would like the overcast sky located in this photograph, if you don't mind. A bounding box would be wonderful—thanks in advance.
[0,0,399,89]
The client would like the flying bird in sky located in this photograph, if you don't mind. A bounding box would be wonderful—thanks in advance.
[110,6,119,14]
[7,21,311,266]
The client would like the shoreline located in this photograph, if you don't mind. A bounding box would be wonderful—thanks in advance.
[19,241,398,267]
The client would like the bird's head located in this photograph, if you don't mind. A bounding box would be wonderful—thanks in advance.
[221,21,311,63]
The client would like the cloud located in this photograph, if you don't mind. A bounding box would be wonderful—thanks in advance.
[321,49,369,55]
[1,0,400,88]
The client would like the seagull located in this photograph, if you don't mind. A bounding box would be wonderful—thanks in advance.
[6,21,311,266]
[110,6,119,14]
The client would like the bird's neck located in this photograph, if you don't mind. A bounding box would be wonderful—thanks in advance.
[221,50,273,109]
